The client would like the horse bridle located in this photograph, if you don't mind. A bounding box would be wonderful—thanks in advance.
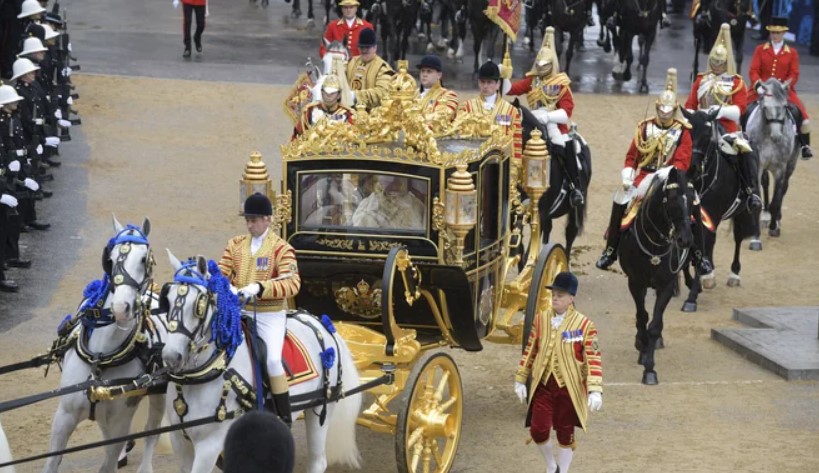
[108,227,155,295]
[690,118,721,197]
[164,263,215,358]
[633,176,692,270]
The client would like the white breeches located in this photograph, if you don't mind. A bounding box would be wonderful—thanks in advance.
[256,310,287,377]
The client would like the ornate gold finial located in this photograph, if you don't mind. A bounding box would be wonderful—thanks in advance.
[243,152,270,182]
[391,60,418,101]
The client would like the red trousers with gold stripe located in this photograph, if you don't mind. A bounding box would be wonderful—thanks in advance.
[530,375,579,447]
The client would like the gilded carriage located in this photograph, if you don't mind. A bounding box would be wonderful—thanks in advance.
[258,61,569,473]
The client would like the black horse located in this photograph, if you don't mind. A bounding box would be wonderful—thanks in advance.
[679,108,761,312]
[618,166,695,385]
[593,0,614,53]
[467,0,501,74]
[370,0,422,63]
[692,0,754,79]
[524,0,547,53]
[611,0,662,93]
[547,0,588,75]
[513,101,592,266]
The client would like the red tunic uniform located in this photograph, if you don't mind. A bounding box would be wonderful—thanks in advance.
[507,74,574,134]
[685,74,748,133]
[320,17,374,58]
[624,118,693,187]
[747,42,809,120]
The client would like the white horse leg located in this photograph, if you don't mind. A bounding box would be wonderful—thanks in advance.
[169,431,194,473]
[0,418,14,473]
[304,409,330,473]
[727,272,741,287]
[97,406,136,473]
[136,395,166,473]
[188,437,223,473]
[760,210,771,223]
[41,401,85,473]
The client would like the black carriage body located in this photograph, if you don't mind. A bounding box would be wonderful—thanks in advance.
[282,141,513,351]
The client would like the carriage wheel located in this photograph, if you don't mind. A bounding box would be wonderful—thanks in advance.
[521,243,569,352]
[395,351,463,473]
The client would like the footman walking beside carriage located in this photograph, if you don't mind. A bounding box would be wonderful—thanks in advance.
[514,271,602,473]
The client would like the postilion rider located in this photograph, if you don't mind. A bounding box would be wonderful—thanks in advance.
[458,60,523,160]
[596,68,703,273]
[685,22,761,211]
[345,27,394,110]
[505,26,584,207]
[218,193,301,425]
[319,0,373,59]
[292,72,354,139]
[747,16,812,160]
[514,271,603,473]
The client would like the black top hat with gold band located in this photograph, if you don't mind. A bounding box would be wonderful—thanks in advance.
[766,16,789,33]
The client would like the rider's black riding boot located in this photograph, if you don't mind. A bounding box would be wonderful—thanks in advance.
[596,202,627,270]
[800,132,813,159]
[558,148,584,208]
[737,152,762,212]
[691,203,714,276]
[270,375,292,427]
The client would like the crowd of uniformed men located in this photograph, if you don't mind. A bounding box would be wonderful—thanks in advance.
[0,0,79,293]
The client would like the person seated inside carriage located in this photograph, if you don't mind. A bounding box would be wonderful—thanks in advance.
[292,73,354,139]
[596,68,710,275]
[685,23,761,211]
[351,175,426,231]
[505,26,584,208]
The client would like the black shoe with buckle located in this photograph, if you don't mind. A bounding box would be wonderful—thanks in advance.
[26,220,51,231]
[595,248,617,270]
[802,145,813,160]
[195,42,202,53]
[0,279,18,293]
[183,48,192,58]
[6,259,31,269]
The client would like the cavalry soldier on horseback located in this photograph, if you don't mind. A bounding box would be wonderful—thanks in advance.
[505,27,584,207]
[218,193,302,426]
[685,23,761,211]
[596,69,701,271]
[321,0,373,58]
[292,73,354,139]
[345,28,394,110]
[458,60,522,159]
[514,271,603,473]
[747,16,813,160]
[415,54,458,123]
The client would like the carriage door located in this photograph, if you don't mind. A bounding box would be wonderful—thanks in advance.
[474,155,503,338]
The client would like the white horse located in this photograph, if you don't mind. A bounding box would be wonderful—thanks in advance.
[0,418,14,473]
[745,78,800,239]
[161,252,361,473]
[42,217,166,473]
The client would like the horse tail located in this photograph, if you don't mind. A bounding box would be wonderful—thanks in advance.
[0,418,15,473]
[325,338,362,468]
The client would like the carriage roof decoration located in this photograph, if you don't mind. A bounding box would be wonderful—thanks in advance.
[528,26,559,76]
[709,23,737,76]
[280,60,514,165]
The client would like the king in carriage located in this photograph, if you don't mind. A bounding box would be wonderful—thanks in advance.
[685,23,761,211]
[504,26,584,208]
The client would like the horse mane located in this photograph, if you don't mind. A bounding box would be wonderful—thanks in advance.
[761,78,789,104]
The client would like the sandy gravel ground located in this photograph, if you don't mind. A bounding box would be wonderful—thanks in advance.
[0,74,817,472]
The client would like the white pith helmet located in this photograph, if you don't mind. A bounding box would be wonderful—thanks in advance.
[19,37,47,57]
[11,58,41,81]
[41,23,61,41]
[18,0,46,19]
[0,85,24,105]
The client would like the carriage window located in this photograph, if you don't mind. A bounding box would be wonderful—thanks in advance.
[298,172,428,232]
[479,161,500,246]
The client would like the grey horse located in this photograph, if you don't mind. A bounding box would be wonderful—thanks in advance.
[744,78,800,239]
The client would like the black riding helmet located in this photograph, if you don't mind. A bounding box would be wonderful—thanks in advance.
[243,193,273,217]
[478,61,500,81]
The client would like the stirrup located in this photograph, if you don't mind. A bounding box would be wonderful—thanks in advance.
[595,248,617,270]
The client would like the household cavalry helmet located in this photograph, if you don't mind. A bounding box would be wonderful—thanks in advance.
[656,68,678,124]
[527,26,559,77]
[338,0,360,5]
[708,23,736,76]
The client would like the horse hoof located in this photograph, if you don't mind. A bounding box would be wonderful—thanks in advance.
[639,82,649,94]
[597,39,605,47]
[761,211,771,223]
[642,371,659,385]
[681,301,697,312]
[603,43,612,53]
[727,273,741,287]
[623,70,632,82]
[612,72,623,81]
[524,36,531,46]
[655,337,664,349]
[749,240,763,251]
[426,42,435,53]
[306,18,315,29]
[769,227,781,237]
[447,48,455,58]
[701,273,716,290]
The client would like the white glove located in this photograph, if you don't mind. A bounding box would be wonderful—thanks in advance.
[531,108,550,124]
[58,119,72,128]
[588,392,603,411]
[15,149,25,157]
[36,144,43,155]
[0,194,18,208]
[238,283,261,300]
[755,84,764,96]
[715,105,740,123]
[67,96,73,105]
[514,382,527,403]
[350,91,356,104]
[8,160,20,172]
[172,0,180,8]
[54,109,62,119]
[45,136,61,147]
[62,67,71,78]
[621,167,635,189]
[229,285,239,296]
[23,178,39,191]
[546,109,569,125]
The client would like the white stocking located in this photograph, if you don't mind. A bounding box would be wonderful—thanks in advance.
[556,446,574,473]
[537,440,558,473]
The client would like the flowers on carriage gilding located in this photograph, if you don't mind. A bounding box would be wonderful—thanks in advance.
[206,260,243,359]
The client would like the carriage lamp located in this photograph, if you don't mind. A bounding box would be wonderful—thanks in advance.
[522,129,550,204]
[444,164,477,266]
[240,151,274,215]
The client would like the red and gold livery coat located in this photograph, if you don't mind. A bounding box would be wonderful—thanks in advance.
[417,83,459,123]
[458,96,523,160]
[624,118,693,187]
[748,42,809,119]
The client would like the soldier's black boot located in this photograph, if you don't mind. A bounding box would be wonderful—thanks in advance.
[595,202,627,270]
[801,132,813,160]
[737,153,762,212]
[559,149,584,207]
[273,392,292,427]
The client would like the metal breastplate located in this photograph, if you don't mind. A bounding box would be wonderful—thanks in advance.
[527,77,561,111]
[700,75,735,108]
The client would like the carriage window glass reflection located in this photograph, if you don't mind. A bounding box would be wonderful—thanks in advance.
[299,172,428,232]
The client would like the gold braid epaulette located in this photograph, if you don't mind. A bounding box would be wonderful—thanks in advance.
[634,119,688,168]
[706,74,745,106]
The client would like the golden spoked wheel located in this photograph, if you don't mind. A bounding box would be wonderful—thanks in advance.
[395,351,463,473]
[522,243,569,351]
